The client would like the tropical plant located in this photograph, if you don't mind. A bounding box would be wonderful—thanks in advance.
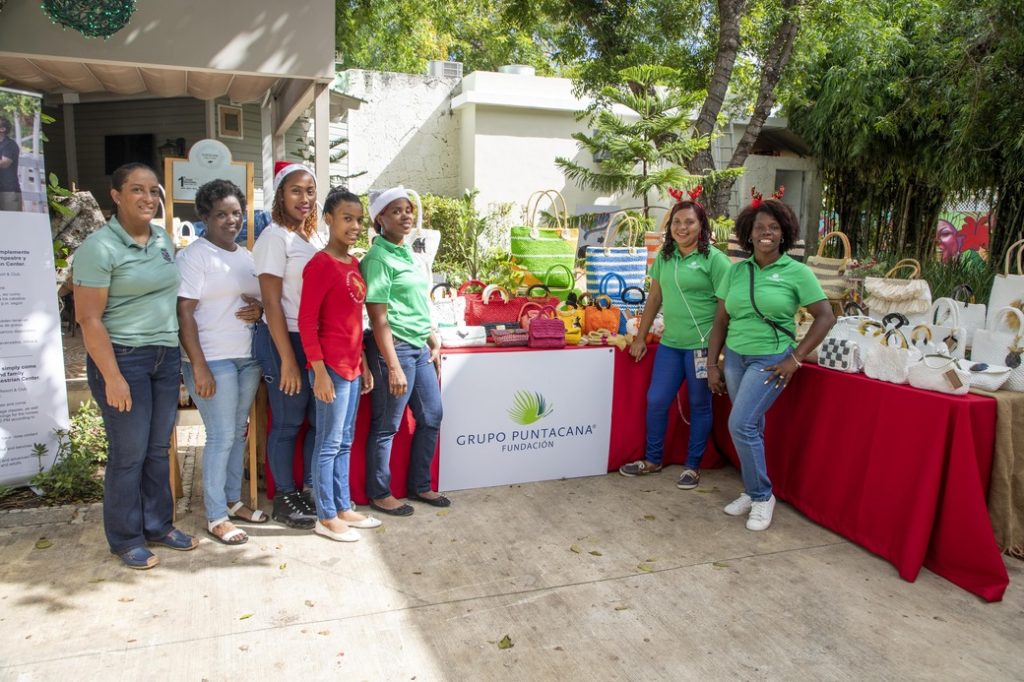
[556,65,743,218]
[29,400,107,505]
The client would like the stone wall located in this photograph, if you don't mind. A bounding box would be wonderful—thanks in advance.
[339,69,461,197]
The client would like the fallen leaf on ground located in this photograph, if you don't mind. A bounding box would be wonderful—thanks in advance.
[614,606,629,611]
[696,490,710,494]
[554,646,564,651]
[436,510,450,517]
[118,597,134,603]
[87,578,105,584]
[238,645,249,652]
[34,538,52,550]
[412,571,422,575]
[570,544,582,554]
[304,600,315,607]
[589,550,603,556]
[239,613,253,620]
[643,514,656,521]
[317,630,330,636]
[712,561,731,569]
[637,563,654,573]
[498,635,514,650]
[279,562,287,570]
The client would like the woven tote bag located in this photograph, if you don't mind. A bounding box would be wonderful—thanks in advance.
[510,189,578,289]
[807,231,852,299]
[584,212,646,296]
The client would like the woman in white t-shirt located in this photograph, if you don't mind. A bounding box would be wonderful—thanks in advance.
[252,162,326,529]
[178,180,265,544]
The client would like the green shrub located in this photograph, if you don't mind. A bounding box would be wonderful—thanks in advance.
[30,400,107,504]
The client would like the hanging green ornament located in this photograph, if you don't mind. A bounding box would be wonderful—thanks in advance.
[41,0,138,39]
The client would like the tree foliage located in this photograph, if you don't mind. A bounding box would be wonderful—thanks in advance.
[555,65,743,216]
[787,0,1024,265]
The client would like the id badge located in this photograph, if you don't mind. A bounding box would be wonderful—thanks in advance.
[694,348,709,380]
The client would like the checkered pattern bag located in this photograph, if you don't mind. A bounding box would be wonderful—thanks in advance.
[817,338,862,373]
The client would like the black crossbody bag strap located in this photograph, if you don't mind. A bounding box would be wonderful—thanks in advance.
[747,262,797,343]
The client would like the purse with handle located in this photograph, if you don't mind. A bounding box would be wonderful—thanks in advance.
[864,326,922,385]
[492,328,530,347]
[970,306,1024,392]
[907,298,966,358]
[908,354,971,395]
[584,212,647,297]
[583,294,621,335]
[987,238,1024,318]
[439,325,487,348]
[864,259,932,318]
[807,230,853,299]
[949,284,987,349]
[528,306,567,349]
[429,282,467,328]
[510,189,579,289]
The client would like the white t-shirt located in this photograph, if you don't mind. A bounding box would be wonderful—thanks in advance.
[252,223,326,332]
[177,238,261,362]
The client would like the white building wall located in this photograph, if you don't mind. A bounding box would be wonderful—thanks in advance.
[338,69,461,196]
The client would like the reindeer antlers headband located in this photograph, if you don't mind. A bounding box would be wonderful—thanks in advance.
[749,185,785,209]
[668,185,704,205]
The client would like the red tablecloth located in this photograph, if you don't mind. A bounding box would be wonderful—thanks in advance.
[267,345,1007,601]
[703,364,1005,602]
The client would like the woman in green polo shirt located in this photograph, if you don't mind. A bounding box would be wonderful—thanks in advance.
[73,163,198,570]
[361,186,447,517]
[622,197,731,490]
[707,198,834,532]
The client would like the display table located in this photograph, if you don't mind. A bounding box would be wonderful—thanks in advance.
[692,364,1007,603]
[266,344,1007,601]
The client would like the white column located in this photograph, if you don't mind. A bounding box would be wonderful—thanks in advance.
[313,83,330,192]
[260,103,274,206]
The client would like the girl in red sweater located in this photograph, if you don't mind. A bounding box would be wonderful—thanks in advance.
[298,188,380,542]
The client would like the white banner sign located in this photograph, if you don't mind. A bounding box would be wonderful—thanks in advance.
[439,348,614,491]
[0,211,70,485]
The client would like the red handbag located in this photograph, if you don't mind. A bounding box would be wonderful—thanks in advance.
[523,283,559,311]
[528,306,567,349]
[518,301,545,329]
[492,328,530,347]
[459,279,487,325]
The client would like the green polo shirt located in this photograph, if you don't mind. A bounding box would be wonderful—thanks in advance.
[716,254,826,355]
[360,236,432,347]
[72,217,180,347]
[650,246,731,349]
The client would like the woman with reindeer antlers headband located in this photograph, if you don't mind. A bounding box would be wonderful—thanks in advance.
[620,186,732,491]
[707,187,834,531]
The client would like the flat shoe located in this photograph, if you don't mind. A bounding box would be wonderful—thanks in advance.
[147,528,199,551]
[409,492,451,508]
[114,546,159,570]
[369,501,415,517]
[314,521,360,542]
[347,516,383,529]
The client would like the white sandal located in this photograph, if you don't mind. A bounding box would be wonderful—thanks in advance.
[228,501,267,523]
[207,518,248,545]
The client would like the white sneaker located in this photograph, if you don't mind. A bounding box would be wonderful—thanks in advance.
[746,495,776,531]
[723,493,753,516]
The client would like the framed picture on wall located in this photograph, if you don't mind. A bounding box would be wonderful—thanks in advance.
[217,104,243,140]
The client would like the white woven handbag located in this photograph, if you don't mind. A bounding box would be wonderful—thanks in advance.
[948,285,987,349]
[907,297,967,359]
[988,239,1024,317]
[439,325,487,348]
[817,338,862,373]
[429,283,467,328]
[970,306,1024,392]
[908,354,970,395]
[864,327,922,384]
[957,359,1012,392]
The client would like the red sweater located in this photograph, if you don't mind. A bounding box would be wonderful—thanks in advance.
[298,251,366,380]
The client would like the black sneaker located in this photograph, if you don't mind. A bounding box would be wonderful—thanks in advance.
[272,491,316,529]
[300,488,318,515]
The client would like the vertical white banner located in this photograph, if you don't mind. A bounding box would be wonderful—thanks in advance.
[439,347,614,491]
[0,87,70,486]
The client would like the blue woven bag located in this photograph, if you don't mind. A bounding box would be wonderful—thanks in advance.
[584,212,647,296]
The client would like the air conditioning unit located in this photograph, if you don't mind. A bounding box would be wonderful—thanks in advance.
[427,60,463,79]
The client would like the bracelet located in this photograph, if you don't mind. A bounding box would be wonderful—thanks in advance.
[789,353,803,368]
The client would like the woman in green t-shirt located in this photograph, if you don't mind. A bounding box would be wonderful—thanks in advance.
[621,197,731,490]
[361,186,447,517]
[74,163,198,569]
[707,198,834,531]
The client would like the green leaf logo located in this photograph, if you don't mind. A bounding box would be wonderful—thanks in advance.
[507,390,554,425]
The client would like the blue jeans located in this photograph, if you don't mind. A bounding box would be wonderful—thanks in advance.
[309,367,361,519]
[182,358,261,523]
[253,322,316,496]
[645,345,713,468]
[722,346,792,502]
[365,334,443,500]
[86,345,181,554]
